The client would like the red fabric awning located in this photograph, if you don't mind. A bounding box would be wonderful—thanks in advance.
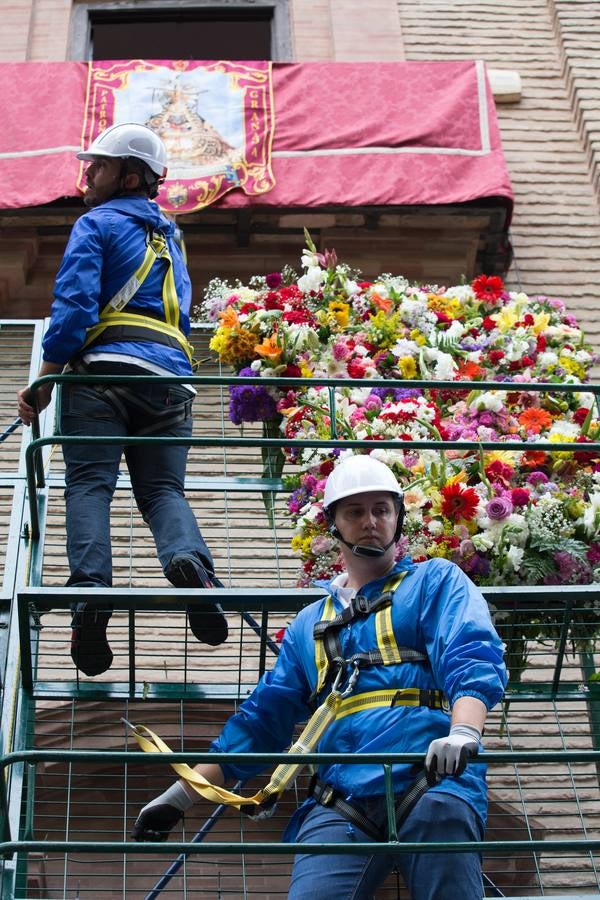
[0,60,512,216]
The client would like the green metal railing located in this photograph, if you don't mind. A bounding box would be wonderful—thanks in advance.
[1,327,599,897]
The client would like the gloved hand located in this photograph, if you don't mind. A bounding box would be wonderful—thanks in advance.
[132,781,195,842]
[424,724,481,786]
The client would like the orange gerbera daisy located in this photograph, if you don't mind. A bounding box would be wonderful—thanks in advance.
[518,408,553,434]
[522,449,548,469]
[440,483,480,522]
[255,334,283,361]
[456,360,485,381]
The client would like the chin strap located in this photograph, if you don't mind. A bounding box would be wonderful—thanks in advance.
[328,525,396,559]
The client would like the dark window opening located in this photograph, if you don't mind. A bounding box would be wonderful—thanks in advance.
[90,8,272,61]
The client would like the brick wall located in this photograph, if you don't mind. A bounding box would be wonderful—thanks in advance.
[397,0,600,348]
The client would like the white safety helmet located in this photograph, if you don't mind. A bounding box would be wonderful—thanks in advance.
[323,455,405,558]
[77,123,168,178]
[323,455,403,510]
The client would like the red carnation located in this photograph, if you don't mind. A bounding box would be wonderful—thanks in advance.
[536,335,547,352]
[488,350,505,364]
[482,316,497,332]
[347,358,368,378]
[511,488,530,507]
[573,407,590,425]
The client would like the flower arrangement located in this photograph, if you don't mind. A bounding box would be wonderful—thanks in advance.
[198,232,600,615]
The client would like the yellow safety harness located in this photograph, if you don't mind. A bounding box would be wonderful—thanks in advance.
[82,228,196,366]
[128,572,447,815]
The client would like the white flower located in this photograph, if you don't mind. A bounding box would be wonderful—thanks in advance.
[444,284,474,303]
[506,545,525,572]
[575,391,595,410]
[537,351,559,368]
[548,420,580,439]
[472,532,495,552]
[298,267,326,293]
[470,391,504,413]
[427,519,444,536]
[301,249,320,269]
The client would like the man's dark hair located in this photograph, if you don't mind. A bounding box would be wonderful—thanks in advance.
[120,157,161,199]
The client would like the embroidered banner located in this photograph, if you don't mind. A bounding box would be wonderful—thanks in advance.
[78,59,276,213]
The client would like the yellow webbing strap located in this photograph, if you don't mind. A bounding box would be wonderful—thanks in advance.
[128,689,344,809]
[314,594,336,696]
[375,571,409,664]
[127,685,440,810]
[83,231,194,363]
[314,571,409,694]
[335,687,445,721]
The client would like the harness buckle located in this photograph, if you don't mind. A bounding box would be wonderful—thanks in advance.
[353,594,370,614]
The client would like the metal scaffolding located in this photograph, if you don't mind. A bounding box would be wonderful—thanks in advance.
[1,320,600,898]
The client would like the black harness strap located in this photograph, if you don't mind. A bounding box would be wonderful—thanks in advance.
[309,771,432,842]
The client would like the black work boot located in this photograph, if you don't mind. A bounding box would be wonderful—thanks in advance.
[165,555,228,646]
[70,604,114,675]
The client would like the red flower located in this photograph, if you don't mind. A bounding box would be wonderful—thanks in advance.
[472,275,504,302]
[521,356,534,368]
[511,488,530,507]
[573,407,590,425]
[281,364,302,378]
[239,302,260,314]
[264,292,284,310]
[485,460,515,486]
[347,358,368,378]
[440,483,480,521]
[283,309,314,325]
[536,335,547,352]
[488,350,505,364]
[481,316,497,332]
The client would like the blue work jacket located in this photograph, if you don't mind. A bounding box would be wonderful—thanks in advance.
[213,556,507,826]
[42,197,193,375]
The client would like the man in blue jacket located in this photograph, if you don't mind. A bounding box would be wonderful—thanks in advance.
[17,123,227,676]
[132,454,507,899]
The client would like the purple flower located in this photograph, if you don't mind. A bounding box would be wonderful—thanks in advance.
[369,387,422,402]
[266,272,282,289]
[527,471,549,486]
[486,496,514,520]
[229,367,277,424]
[544,551,592,586]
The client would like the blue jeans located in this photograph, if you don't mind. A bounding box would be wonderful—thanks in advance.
[61,364,214,587]
[288,792,484,900]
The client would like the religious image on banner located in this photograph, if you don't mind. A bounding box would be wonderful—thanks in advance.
[78,60,276,213]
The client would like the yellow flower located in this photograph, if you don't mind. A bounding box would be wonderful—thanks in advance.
[299,360,313,378]
[210,327,258,366]
[560,356,586,379]
[491,307,520,332]
[427,294,462,319]
[409,328,427,346]
[328,300,350,328]
[399,356,417,378]
[549,432,575,444]
[532,312,550,335]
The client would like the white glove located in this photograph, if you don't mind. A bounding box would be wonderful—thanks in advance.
[132,780,196,842]
[424,724,481,785]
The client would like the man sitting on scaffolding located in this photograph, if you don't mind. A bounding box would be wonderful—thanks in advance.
[133,454,507,899]
[17,123,227,677]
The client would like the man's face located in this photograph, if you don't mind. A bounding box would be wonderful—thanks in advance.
[82,156,122,207]
[333,490,398,551]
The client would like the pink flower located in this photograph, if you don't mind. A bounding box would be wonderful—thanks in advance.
[266,272,282,288]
